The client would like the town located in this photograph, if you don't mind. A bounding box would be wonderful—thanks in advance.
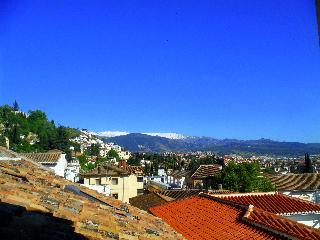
[1,1,320,239]
[1,103,320,239]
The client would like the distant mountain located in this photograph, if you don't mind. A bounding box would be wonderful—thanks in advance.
[94,131,189,140]
[95,131,129,138]
[101,133,320,156]
[142,132,189,140]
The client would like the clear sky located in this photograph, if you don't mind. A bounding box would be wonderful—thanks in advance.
[0,0,319,142]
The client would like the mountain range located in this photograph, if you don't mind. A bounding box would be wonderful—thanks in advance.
[95,131,320,156]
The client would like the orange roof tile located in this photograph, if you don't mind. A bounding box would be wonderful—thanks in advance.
[149,196,281,239]
[124,165,144,175]
[215,192,320,214]
[150,194,320,240]
[244,207,320,240]
[191,164,222,179]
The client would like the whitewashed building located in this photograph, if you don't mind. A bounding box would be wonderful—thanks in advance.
[65,158,81,182]
[21,150,68,177]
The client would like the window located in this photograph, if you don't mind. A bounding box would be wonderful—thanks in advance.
[95,178,101,185]
[137,177,143,182]
[112,178,118,185]
[137,189,144,195]
[112,193,118,199]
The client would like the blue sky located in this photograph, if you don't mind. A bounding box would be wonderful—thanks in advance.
[0,0,319,142]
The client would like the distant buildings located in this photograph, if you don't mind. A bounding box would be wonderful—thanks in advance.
[65,158,80,182]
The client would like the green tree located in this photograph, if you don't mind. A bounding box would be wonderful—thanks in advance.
[107,149,119,160]
[214,161,275,192]
[89,144,100,156]
[13,100,19,111]
[144,163,151,175]
[305,153,313,173]
[128,155,141,165]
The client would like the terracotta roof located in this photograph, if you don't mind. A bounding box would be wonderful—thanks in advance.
[20,152,63,165]
[130,190,203,211]
[191,164,222,179]
[129,193,168,211]
[0,146,20,159]
[266,173,320,190]
[214,192,320,215]
[80,163,128,177]
[0,155,184,239]
[244,206,320,240]
[168,170,190,178]
[157,190,202,200]
[149,195,280,239]
[123,165,144,175]
[150,194,320,240]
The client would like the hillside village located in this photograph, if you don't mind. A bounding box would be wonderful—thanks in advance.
[1,104,320,239]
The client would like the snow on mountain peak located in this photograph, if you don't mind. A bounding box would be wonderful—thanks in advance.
[95,131,129,138]
[143,132,188,139]
[93,130,189,139]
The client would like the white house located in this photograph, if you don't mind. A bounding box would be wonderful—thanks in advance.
[65,158,81,182]
[21,150,68,177]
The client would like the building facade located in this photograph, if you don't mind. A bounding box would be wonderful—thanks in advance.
[81,163,144,203]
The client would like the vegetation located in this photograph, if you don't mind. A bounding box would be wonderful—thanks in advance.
[0,102,80,160]
[212,161,275,192]
[305,153,313,173]
[85,144,100,156]
[128,152,181,175]
[79,148,120,171]
[78,154,102,171]
[106,149,120,160]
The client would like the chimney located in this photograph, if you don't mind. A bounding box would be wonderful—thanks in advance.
[119,160,127,169]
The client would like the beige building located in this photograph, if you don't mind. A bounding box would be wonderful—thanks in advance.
[81,163,144,203]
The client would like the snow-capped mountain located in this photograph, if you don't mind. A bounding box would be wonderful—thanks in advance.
[142,132,188,139]
[94,131,189,139]
[95,131,129,138]
[90,131,320,155]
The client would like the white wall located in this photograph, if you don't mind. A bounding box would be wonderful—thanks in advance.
[283,213,320,229]
[65,160,80,182]
[281,190,320,203]
[50,154,68,177]
[82,184,111,196]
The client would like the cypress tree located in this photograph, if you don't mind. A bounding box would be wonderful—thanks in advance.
[13,100,19,111]
[305,153,313,173]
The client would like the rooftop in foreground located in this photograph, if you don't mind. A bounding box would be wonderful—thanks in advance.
[0,147,184,239]
[149,193,320,240]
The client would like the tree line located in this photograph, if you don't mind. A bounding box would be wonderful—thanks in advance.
[0,102,80,160]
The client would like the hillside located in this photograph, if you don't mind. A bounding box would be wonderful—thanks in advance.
[104,133,320,156]
[0,103,80,158]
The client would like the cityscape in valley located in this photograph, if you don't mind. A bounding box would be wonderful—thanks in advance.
[1,1,320,239]
[1,103,320,239]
